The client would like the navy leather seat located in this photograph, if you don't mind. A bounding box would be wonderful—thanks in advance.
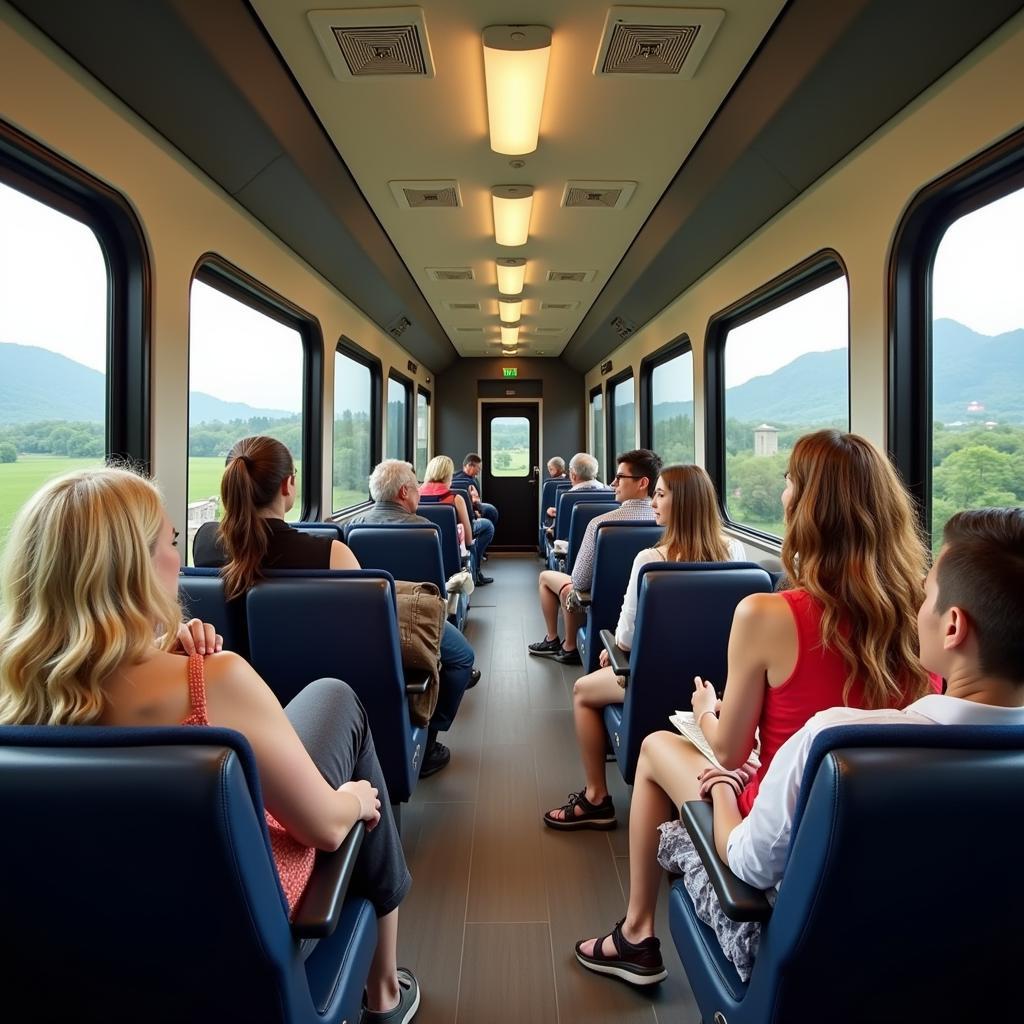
[539,478,572,552]
[345,523,447,595]
[0,724,376,1024]
[293,521,346,542]
[670,724,1024,1024]
[178,567,248,658]
[547,501,619,572]
[549,489,615,549]
[246,570,427,802]
[603,562,773,783]
[576,522,664,672]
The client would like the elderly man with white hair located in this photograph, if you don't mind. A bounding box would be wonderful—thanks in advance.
[544,452,609,521]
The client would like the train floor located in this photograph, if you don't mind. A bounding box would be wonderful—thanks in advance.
[397,553,700,1024]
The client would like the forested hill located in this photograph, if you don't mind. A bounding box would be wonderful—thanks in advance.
[652,319,1023,425]
[0,343,294,424]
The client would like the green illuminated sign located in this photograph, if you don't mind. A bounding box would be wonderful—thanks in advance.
[502,367,518,378]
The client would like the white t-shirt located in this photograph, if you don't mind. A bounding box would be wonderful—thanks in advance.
[614,537,747,649]
[726,694,1024,890]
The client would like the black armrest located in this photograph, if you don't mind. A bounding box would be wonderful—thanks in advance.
[404,669,431,695]
[680,801,773,923]
[290,821,366,938]
[577,590,592,606]
[599,629,630,680]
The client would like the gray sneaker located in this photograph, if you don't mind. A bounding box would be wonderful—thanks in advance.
[362,968,420,1024]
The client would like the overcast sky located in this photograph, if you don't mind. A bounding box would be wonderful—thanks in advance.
[2,179,1021,404]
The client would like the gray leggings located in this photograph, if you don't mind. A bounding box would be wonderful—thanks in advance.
[284,678,411,918]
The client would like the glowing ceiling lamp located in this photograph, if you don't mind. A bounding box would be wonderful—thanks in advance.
[482,26,551,155]
[496,257,526,296]
[499,297,522,324]
[491,186,533,247]
[500,324,520,347]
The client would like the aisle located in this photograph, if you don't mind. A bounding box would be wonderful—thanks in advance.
[397,554,699,1024]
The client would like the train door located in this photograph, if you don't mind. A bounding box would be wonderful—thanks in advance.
[480,402,540,549]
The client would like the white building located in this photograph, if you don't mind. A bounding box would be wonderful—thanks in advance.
[754,424,779,457]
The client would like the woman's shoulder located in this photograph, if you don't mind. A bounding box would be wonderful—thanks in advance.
[733,590,793,631]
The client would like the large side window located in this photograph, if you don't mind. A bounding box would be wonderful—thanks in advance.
[415,387,430,479]
[643,341,694,465]
[334,343,378,512]
[589,386,605,481]
[386,373,411,462]
[711,260,849,538]
[609,371,636,461]
[188,266,314,560]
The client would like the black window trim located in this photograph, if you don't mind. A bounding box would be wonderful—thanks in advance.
[0,119,151,467]
[415,384,431,473]
[705,248,850,544]
[887,126,1024,535]
[639,333,693,454]
[190,254,324,521]
[334,336,383,515]
[606,368,636,466]
[386,368,414,463]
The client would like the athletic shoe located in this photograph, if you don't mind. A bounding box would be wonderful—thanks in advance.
[553,645,582,666]
[528,636,562,657]
[419,741,451,778]
[362,967,421,1023]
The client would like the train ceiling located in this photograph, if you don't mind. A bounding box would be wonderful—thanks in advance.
[8,0,1022,372]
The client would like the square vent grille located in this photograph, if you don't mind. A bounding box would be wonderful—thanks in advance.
[562,181,637,209]
[308,7,435,80]
[534,327,565,334]
[426,267,474,282]
[546,270,597,284]
[445,301,480,311]
[390,180,461,208]
[541,301,580,311]
[456,327,483,333]
[594,7,724,79]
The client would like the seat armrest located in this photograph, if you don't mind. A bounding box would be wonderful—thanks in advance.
[577,590,592,606]
[680,801,773,923]
[290,822,366,938]
[404,669,432,695]
[599,629,630,680]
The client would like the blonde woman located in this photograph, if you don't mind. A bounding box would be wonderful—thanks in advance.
[0,468,420,1023]
[544,464,745,830]
[574,430,940,987]
[419,455,493,584]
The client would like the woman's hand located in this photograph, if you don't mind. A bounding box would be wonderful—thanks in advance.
[173,619,223,656]
[599,648,611,669]
[692,675,720,723]
[340,779,381,831]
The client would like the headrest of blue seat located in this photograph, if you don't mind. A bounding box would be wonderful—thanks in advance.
[552,489,617,538]
[260,567,397,606]
[293,521,346,542]
[177,567,247,656]
[564,501,620,569]
[344,524,446,593]
[415,505,462,578]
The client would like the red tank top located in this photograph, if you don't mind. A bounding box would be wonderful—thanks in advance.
[180,653,315,916]
[737,590,940,816]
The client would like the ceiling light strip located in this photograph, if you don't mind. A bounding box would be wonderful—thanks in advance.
[491,186,534,246]
[482,26,551,155]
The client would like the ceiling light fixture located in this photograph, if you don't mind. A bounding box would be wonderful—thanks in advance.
[491,186,534,246]
[496,257,526,296]
[482,26,551,155]
[500,324,520,347]
[498,297,522,323]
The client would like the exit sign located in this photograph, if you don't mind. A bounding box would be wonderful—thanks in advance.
[502,367,518,378]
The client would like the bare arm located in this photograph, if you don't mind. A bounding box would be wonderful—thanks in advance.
[710,783,744,862]
[454,495,473,542]
[330,539,361,571]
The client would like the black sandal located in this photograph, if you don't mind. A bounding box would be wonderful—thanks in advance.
[543,789,617,831]
[574,919,667,986]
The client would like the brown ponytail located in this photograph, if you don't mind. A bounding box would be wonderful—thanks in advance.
[218,436,294,599]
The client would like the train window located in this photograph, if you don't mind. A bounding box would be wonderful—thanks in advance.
[187,273,307,559]
[929,183,1024,549]
[415,387,430,479]
[642,340,694,465]
[386,373,411,462]
[333,345,377,512]
[712,261,849,538]
[0,181,109,552]
[490,416,530,477]
[589,386,605,481]
[609,371,636,459]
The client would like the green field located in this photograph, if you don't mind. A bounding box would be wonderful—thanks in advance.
[491,447,529,477]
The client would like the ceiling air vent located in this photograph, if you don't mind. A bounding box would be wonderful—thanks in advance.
[540,301,580,311]
[308,8,435,79]
[456,327,484,333]
[389,180,461,208]
[594,7,724,80]
[388,315,412,339]
[562,180,637,209]
[534,327,565,334]
[445,301,480,311]
[426,267,474,282]
[546,270,597,284]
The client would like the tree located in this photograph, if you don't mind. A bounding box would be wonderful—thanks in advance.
[0,442,16,463]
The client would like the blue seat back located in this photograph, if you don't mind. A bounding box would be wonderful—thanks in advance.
[563,501,620,573]
[670,724,1024,1023]
[345,523,446,594]
[577,522,663,672]
[552,488,615,541]
[613,562,773,782]
[245,570,424,802]
[415,503,462,578]
[450,487,473,517]
[539,478,572,551]
[0,725,374,1023]
[293,521,345,542]
[178,567,248,658]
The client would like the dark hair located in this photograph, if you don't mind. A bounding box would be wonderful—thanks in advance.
[937,507,1024,685]
[615,449,662,497]
[217,436,294,599]
[463,453,482,467]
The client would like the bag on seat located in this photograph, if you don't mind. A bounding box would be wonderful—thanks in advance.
[395,580,445,726]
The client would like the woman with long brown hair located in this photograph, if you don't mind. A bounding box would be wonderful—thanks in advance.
[574,430,939,987]
[544,464,745,830]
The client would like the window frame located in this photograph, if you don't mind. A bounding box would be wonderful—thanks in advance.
[639,333,693,455]
[415,385,431,476]
[333,337,382,514]
[606,368,636,465]
[0,120,151,466]
[189,254,324,521]
[888,127,1024,534]
[386,369,414,463]
[705,249,850,542]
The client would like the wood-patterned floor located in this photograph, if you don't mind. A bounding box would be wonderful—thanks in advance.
[397,554,701,1024]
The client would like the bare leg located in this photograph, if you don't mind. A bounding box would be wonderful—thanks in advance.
[561,605,585,652]
[365,908,400,1012]
[538,570,571,640]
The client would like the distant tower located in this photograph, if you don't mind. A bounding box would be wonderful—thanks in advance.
[754,423,779,457]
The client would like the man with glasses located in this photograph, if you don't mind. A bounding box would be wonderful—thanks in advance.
[529,450,661,665]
